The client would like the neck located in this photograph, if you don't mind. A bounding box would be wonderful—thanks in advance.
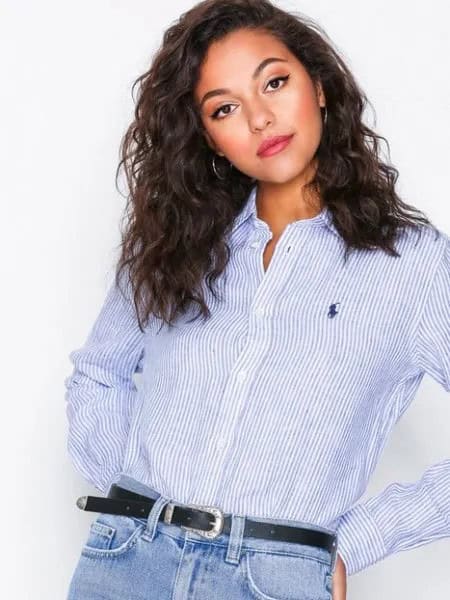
[255,168,323,228]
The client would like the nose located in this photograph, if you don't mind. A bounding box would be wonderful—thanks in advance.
[247,102,274,132]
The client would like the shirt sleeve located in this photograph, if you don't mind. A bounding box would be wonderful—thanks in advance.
[413,233,450,391]
[335,233,450,576]
[64,271,146,495]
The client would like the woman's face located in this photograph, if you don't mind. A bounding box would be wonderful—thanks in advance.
[194,28,326,184]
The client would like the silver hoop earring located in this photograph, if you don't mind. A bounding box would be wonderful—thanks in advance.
[212,154,232,180]
[323,106,328,126]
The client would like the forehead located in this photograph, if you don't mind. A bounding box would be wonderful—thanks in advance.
[195,28,293,89]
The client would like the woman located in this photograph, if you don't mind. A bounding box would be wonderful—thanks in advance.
[65,0,449,598]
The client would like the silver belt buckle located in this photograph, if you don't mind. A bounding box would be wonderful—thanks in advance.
[163,501,225,539]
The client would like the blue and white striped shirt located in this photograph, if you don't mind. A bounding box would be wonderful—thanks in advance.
[64,184,449,575]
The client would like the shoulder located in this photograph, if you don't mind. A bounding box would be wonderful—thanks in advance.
[373,223,449,302]
[396,221,449,268]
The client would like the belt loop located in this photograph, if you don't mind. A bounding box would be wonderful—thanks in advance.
[224,515,246,565]
[330,534,338,573]
[142,494,171,542]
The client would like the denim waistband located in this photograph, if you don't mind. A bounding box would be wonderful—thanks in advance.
[113,474,338,572]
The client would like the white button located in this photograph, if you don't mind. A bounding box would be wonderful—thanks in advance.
[255,306,265,317]
[216,437,226,450]
[250,241,259,249]
[236,370,247,381]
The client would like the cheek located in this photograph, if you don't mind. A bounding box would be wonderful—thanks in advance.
[292,92,320,129]
[292,101,323,154]
[214,128,251,159]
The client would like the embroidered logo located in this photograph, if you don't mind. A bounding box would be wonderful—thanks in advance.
[327,302,341,318]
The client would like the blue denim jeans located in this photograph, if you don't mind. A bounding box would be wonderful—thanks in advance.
[67,476,336,599]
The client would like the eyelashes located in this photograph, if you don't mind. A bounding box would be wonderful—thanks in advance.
[210,74,290,120]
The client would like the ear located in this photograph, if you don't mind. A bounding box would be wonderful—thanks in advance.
[315,80,326,108]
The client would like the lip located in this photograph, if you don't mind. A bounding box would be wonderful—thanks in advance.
[257,134,294,157]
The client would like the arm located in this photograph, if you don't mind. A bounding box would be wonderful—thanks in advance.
[335,233,450,575]
[64,270,146,495]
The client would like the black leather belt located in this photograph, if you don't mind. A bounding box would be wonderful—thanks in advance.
[77,484,337,558]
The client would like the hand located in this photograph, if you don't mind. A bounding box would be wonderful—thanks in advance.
[331,552,347,599]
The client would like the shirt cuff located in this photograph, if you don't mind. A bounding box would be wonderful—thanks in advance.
[336,502,387,575]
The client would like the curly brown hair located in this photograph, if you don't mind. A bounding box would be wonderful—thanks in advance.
[113,0,438,331]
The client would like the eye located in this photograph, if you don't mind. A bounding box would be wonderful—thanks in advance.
[210,104,234,120]
[210,75,290,120]
[266,74,290,90]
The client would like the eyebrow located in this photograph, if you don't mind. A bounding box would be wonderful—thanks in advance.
[198,57,289,109]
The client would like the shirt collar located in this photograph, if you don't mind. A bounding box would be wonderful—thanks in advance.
[231,184,340,239]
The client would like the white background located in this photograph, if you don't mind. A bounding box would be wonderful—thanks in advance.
[1,1,449,598]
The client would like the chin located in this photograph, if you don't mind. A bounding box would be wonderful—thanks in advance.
[263,162,309,184]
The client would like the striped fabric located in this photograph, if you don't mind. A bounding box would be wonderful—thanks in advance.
[64,184,449,575]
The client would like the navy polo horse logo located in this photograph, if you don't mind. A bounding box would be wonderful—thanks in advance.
[327,302,341,318]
